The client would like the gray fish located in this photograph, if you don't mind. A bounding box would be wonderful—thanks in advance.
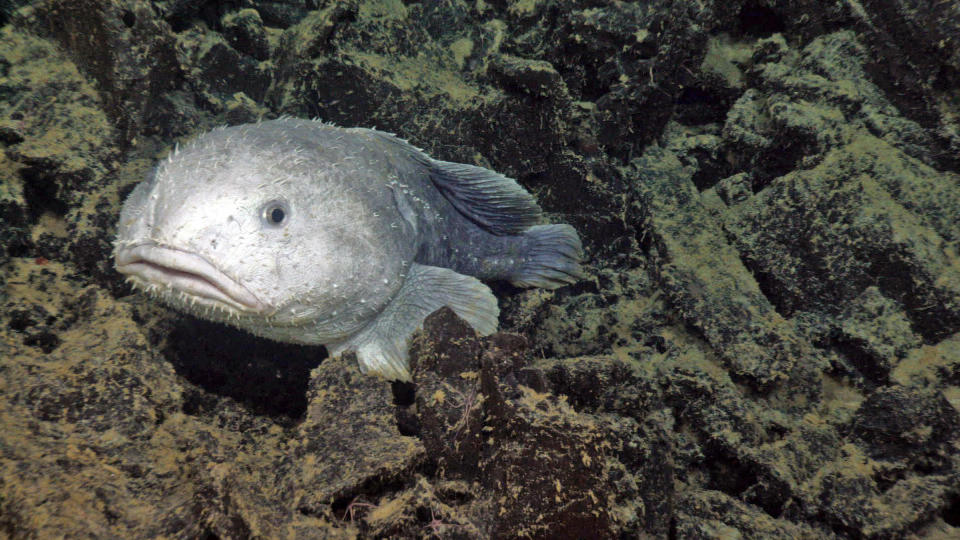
[114,118,583,380]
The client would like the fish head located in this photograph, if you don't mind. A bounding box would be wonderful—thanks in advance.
[114,125,404,340]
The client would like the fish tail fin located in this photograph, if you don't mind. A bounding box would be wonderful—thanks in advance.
[509,224,585,289]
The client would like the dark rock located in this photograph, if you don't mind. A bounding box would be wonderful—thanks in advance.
[221,8,270,61]
[850,0,960,171]
[479,348,614,539]
[410,307,486,478]
[636,142,825,395]
[176,28,271,107]
[809,464,958,538]
[488,55,568,100]
[540,356,675,536]
[292,353,424,514]
[412,308,614,537]
[29,0,180,143]
[0,182,30,264]
[849,385,959,468]
[676,489,830,539]
[0,0,30,26]
[829,287,921,387]
[726,134,960,341]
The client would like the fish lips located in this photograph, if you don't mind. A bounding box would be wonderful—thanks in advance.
[115,243,267,314]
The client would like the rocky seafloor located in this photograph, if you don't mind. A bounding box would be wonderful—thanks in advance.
[2,0,960,538]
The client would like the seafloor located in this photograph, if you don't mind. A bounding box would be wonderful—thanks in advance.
[2,0,959,538]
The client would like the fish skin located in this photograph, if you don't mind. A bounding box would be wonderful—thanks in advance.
[114,118,584,380]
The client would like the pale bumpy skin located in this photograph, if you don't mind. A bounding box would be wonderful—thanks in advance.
[114,118,584,380]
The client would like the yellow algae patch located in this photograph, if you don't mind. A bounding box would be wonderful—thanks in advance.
[450,37,473,69]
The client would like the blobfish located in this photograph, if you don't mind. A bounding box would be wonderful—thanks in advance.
[114,118,583,381]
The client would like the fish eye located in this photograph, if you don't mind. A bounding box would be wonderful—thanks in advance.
[261,200,289,227]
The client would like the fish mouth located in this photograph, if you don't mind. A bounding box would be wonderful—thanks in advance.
[115,242,266,314]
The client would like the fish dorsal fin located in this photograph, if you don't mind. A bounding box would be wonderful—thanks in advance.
[427,160,543,235]
[359,130,542,235]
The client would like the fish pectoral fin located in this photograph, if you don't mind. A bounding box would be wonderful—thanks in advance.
[326,263,499,382]
[428,160,542,235]
[362,129,542,235]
